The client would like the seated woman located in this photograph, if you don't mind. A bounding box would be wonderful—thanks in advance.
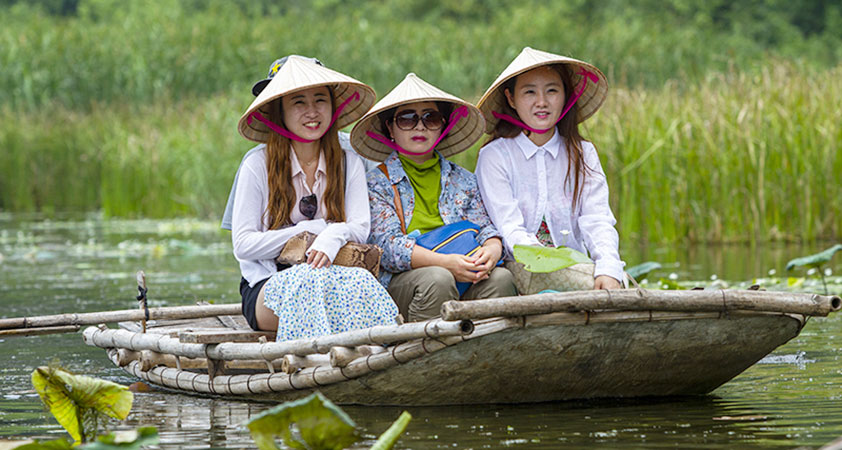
[232,55,398,341]
[350,73,516,322]
[475,47,625,290]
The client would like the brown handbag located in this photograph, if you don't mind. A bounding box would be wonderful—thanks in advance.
[277,231,382,277]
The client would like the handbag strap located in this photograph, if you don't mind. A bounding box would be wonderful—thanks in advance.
[377,163,407,234]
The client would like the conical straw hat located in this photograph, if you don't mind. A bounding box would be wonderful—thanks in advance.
[237,55,376,143]
[477,47,608,134]
[350,73,485,162]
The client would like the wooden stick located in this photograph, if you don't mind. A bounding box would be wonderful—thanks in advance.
[441,290,842,321]
[0,303,243,331]
[329,345,387,368]
[281,354,331,373]
[0,325,81,337]
[83,318,474,361]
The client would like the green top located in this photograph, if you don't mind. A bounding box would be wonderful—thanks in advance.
[399,153,445,234]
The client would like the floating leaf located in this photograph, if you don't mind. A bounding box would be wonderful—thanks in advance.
[31,367,133,444]
[371,411,412,450]
[626,261,662,280]
[246,392,359,450]
[0,439,73,449]
[785,244,842,271]
[78,427,158,450]
[513,245,591,273]
[787,277,805,288]
[658,278,685,290]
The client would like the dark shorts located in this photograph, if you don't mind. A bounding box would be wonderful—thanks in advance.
[239,277,270,331]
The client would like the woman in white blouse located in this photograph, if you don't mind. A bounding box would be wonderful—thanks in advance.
[475,47,624,290]
[232,55,398,340]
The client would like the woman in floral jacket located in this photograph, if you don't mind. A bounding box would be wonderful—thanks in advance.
[350,73,516,322]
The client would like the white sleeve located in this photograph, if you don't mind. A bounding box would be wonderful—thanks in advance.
[476,144,540,257]
[308,150,371,261]
[576,143,624,281]
[231,156,327,261]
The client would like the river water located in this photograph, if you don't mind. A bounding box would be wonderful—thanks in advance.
[0,213,840,449]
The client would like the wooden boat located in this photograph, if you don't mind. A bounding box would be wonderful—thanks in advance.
[83,289,840,406]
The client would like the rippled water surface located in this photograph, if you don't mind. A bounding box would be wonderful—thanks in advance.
[1,213,840,449]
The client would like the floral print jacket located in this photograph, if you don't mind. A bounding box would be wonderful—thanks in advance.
[367,150,500,287]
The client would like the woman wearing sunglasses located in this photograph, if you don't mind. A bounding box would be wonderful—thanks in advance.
[232,56,399,340]
[476,47,625,291]
[351,73,516,322]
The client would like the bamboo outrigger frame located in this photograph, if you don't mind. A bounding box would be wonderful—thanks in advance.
[82,289,840,405]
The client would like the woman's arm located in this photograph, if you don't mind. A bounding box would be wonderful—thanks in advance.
[577,143,624,284]
[308,151,371,264]
[367,170,416,274]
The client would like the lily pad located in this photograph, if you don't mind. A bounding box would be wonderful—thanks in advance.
[31,367,133,444]
[626,261,662,280]
[246,392,359,450]
[513,245,591,273]
[79,428,159,449]
[785,244,842,271]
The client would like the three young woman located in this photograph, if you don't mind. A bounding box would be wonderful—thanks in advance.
[229,48,624,340]
[231,56,398,340]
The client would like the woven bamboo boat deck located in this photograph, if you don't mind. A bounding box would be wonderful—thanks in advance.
[83,289,841,405]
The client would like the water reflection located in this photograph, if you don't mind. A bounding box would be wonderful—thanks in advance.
[1,215,840,448]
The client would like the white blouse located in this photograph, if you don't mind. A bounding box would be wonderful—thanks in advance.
[231,146,371,286]
[476,131,625,282]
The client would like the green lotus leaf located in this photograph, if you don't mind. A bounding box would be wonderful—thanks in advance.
[31,367,133,444]
[79,427,159,449]
[785,244,842,271]
[626,261,662,280]
[246,392,359,450]
[513,245,592,273]
[371,411,412,450]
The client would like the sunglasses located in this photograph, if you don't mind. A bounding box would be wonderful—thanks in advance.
[299,194,317,220]
[392,110,446,131]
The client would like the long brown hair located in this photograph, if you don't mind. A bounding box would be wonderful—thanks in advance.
[482,64,594,210]
[264,88,345,229]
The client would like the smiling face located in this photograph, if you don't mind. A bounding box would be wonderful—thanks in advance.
[504,66,566,135]
[386,101,444,160]
[280,86,333,141]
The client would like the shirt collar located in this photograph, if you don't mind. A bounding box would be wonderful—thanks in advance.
[385,150,447,184]
[289,148,327,178]
[514,130,562,160]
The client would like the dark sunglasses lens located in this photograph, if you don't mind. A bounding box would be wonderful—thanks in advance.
[395,112,420,130]
[421,111,444,130]
[299,194,317,220]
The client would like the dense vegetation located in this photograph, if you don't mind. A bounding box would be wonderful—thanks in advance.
[1,0,840,243]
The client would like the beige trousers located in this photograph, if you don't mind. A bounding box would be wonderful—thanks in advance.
[387,266,516,322]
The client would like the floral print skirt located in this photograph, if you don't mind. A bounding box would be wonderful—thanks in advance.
[263,264,399,342]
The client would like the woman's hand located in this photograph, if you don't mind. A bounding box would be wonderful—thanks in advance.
[442,254,483,283]
[471,238,503,283]
[594,275,621,290]
[306,250,332,269]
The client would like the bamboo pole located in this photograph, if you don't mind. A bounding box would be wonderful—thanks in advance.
[329,345,387,368]
[84,318,474,361]
[0,325,81,337]
[281,354,331,373]
[0,303,243,331]
[441,290,842,321]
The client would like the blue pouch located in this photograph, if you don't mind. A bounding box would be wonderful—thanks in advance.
[414,220,502,296]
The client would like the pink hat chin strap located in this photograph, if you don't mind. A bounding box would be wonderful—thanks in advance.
[366,105,469,157]
[492,69,598,134]
[247,91,361,143]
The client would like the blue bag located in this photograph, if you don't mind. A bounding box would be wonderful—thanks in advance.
[415,220,502,296]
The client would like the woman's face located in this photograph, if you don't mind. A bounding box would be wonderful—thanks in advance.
[281,86,333,141]
[387,101,445,155]
[504,66,566,131]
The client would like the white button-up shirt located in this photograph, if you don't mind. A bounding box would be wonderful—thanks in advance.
[231,146,371,286]
[476,131,624,281]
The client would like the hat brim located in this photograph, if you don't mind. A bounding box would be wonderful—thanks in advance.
[349,74,485,162]
[237,56,376,143]
[477,48,609,134]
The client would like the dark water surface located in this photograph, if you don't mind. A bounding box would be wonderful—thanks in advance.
[1,213,840,449]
